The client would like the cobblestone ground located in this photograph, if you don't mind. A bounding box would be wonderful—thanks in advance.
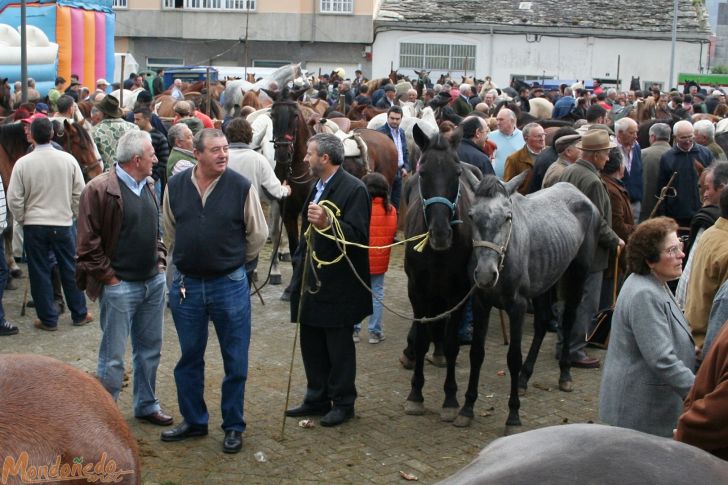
[0,243,606,484]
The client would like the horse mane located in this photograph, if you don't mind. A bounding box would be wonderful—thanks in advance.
[475,175,507,199]
[0,123,29,159]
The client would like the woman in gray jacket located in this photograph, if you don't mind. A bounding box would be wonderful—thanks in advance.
[599,217,696,437]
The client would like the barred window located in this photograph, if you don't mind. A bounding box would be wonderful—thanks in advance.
[320,0,353,13]
[112,0,127,8]
[162,0,256,10]
[400,43,476,72]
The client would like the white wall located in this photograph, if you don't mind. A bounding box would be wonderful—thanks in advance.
[372,30,708,90]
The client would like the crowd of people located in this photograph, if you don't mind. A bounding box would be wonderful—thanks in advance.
[2,69,728,459]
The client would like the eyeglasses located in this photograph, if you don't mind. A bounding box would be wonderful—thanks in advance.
[663,239,685,257]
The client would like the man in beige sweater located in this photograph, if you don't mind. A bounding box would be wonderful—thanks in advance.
[7,117,92,331]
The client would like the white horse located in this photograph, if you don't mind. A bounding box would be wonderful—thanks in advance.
[223,63,305,117]
[109,88,144,111]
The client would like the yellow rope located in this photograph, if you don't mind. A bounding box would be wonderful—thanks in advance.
[304,200,429,268]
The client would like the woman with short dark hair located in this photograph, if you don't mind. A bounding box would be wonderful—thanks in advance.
[599,217,696,437]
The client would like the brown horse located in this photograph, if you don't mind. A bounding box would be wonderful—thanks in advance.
[0,123,30,276]
[0,354,141,485]
[270,99,314,299]
[0,78,12,116]
[241,90,264,110]
[52,119,103,182]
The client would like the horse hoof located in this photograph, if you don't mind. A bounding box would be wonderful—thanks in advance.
[518,386,527,397]
[10,268,22,279]
[399,353,414,370]
[440,407,458,422]
[278,253,292,263]
[270,274,282,285]
[426,354,447,368]
[404,401,425,416]
[280,290,291,302]
[453,414,473,428]
[559,380,574,392]
[504,424,522,436]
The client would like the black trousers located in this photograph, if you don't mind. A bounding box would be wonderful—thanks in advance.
[300,324,357,409]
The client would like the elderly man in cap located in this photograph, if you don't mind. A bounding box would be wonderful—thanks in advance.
[91,95,139,171]
[557,129,624,368]
[376,84,398,109]
[542,134,581,188]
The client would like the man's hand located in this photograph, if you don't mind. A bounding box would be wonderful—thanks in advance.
[618,238,625,249]
[282,181,292,197]
[307,202,330,229]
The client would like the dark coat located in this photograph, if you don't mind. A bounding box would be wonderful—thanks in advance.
[290,168,372,327]
[620,143,644,203]
[602,174,634,275]
[657,143,714,223]
[377,123,410,171]
[452,96,473,117]
[457,138,494,176]
[528,147,558,194]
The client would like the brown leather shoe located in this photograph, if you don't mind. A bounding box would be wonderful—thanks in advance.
[34,319,58,332]
[137,410,174,426]
[73,313,94,327]
[570,357,600,369]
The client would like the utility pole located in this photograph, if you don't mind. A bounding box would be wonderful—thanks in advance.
[20,0,28,103]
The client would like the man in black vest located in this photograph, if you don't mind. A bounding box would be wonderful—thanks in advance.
[76,130,172,427]
[161,129,268,453]
[286,133,372,427]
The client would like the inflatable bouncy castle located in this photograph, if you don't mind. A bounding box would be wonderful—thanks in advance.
[0,0,114,96]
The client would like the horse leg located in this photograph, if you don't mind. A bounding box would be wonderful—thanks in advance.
[441,315,462,422]
[280,213,299,302]
[518,291,553,394]
[558,267,588,392]
[405,320,429,416]
[267,200,282,285]
[504,299,526,433]
[455,296,490,428]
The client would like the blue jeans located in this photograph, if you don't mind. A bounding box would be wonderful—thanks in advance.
[170,266,251,432]
[97,272,166,416]
[24,225,87,326]
[355,273,384,336]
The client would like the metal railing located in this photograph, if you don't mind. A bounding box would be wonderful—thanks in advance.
[112,0,128,8]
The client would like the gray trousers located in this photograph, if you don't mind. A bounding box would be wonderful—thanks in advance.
[556,270,603,361]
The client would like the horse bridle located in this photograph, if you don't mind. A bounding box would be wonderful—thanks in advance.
[418,177,463,227]
[472,214,513,275]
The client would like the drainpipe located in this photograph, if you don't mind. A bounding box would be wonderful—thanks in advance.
[311,0,316,43]
[488,26,494,77]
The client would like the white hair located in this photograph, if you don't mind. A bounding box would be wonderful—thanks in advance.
[673,119,694,136]
[615,117,637,134]
[694,119,716,140]
[459,83,471,94]
[116,130,151,164]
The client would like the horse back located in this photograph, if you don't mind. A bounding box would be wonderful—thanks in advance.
[0,354,140,484]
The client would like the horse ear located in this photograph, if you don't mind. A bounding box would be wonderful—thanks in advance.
[413,123,429,152]
[261,88,278,101]
[449,128,462,151]
[503,170,529,196]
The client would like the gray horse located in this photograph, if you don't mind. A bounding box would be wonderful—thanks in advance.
[469,174,600,432]
[437,424,728,484]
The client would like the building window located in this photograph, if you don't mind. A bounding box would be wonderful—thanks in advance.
[113,0,128,8]
[400,43,476,72]
[162,0,256,10]
[320,0,353,14]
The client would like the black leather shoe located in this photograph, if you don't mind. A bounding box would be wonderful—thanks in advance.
[320,407,354,427]
[223,430,243,454]
[137,410,174,426]
[160,422,208,442]
[285,402,331,417]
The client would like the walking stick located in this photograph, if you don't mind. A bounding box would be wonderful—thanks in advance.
[20,275,29,317]
[499,309,509,346]
[280,239,312,441]
[649,171,678,219]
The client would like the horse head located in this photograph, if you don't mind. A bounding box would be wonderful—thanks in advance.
[413,123,463,251]
[469,172,526,288]
[270,100,306,179]
[60,120,102,182]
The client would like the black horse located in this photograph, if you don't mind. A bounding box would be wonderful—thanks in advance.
[402,124,485,427]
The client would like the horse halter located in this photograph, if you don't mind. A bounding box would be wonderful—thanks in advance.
[419,177,463,226]
[472,213,513,277]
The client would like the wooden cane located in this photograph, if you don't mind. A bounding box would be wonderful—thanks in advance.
[20,276,29,317]
[499,308,509,345]
[649,171,678,219]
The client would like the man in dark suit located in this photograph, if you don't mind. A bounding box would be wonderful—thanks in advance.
[456,116,493,176]
[286,133,372,427]
[375,84,398,109]
[453,84,474,117]
[376,105,409,209]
